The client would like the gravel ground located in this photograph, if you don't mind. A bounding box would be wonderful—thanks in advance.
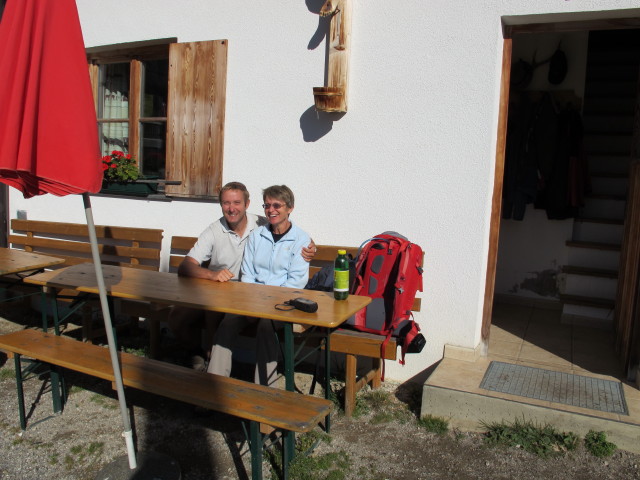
[1,307,640,480]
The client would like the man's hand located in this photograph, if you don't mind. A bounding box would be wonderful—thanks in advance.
[210,269,234,282]
[302,239,318,262]
[178,256,234,282]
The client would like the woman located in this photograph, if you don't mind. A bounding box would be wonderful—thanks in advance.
[241,184,310,289]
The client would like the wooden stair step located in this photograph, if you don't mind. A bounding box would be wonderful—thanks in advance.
[561,265,618,279]
[559,294,614,309]
[590,172,628,179]
[565,240,621,251]
[575,217,624,226]
[585,193,627,201]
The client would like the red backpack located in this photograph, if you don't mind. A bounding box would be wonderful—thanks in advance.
[347,232,425,369]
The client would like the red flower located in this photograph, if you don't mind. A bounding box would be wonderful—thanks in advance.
[102,150,139,182]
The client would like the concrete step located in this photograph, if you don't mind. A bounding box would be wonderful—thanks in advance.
[583,113,635,134]
[590,174,628,196]
[572,218,624,244]
[560,269,618,300]
[566,240,621,270]
[561,301,615,329]
[587,47,640,67]
[584,133,633,156]
[422,357,640,454]
[584,80,638,97]
[582,96,635,115]
[585,63,640,81]
[580,195,626,220]
[588,154,631,176]
[560,293,615,329]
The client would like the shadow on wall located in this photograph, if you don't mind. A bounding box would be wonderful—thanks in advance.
[299,106,346,142]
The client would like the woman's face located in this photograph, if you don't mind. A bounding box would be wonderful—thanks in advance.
[263,195,293,230]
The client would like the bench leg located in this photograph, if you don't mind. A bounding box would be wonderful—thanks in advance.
[81,304,93,342]
[40,291,48,332]
[249,421,263,480]
[371,358,382,389]
[344,353,357,417]
[282,430,293,480]
[50,366,64,413]
[324,330,331,432]
[148,316,161,359]
[282,324,297,459]
[14,354,26,430]
[51,289,60,335]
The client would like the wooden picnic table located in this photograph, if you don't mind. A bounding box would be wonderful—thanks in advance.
[24,263,371,429]
[0,248,64,276]
[0,248,64,328]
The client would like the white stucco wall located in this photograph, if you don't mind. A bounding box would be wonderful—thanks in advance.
[9,1,640,382]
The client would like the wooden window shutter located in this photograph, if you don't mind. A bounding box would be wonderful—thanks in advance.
[87,63,99,111]
[165,40,228,198]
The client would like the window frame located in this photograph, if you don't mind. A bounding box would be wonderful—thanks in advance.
[86,38,228,199]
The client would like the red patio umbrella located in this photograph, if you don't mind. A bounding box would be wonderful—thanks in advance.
[0,0,136,470]
[0,0,103,197]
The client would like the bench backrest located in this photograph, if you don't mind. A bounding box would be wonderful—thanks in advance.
[10,219,163,271]
[169,236,421,312]
[169,235,199,272]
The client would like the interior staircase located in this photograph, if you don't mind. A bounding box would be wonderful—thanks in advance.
[560,29,640,328]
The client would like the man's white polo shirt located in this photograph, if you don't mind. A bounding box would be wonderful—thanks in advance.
[187,213,267,279]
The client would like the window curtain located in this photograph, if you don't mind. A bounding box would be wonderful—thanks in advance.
[101,64,129,155]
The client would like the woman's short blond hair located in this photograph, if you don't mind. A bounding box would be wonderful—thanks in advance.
[263,185,294,208]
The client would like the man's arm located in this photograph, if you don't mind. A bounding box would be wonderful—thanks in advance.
[301,239,317,262]
[178,256,234,282]
[284,235,312,288]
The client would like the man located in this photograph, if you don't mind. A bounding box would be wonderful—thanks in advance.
[168,181,315,370]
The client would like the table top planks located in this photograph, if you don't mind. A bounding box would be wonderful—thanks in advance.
[0,248,64,276]
[24,263,371,328]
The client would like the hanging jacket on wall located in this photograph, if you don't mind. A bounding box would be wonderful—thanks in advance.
[535,106,589,219]
[503,92,587,221]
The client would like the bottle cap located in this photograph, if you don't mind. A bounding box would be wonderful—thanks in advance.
[338,249,346,255]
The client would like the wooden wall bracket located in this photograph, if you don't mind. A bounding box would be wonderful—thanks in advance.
[313,0,352,113]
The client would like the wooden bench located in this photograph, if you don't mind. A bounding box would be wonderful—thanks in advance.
[9,219,164,341]
[0,329,332,480]
[170,237,422,417]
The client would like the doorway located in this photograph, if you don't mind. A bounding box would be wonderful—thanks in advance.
[484,19,640,379]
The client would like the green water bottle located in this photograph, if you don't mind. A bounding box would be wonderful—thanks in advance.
[334,249,349,300]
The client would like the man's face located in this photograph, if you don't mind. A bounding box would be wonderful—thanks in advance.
[220,189,249,228]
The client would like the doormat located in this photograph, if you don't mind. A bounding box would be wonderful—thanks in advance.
[480,361,628,415]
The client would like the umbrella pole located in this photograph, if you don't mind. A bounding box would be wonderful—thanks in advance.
[82,193,137,469]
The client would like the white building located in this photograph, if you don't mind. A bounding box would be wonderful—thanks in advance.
[8,1,640,383]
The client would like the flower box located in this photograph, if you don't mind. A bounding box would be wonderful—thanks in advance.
[100,180,158,197]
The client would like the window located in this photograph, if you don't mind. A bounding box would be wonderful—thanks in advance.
[87,38,228,198]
